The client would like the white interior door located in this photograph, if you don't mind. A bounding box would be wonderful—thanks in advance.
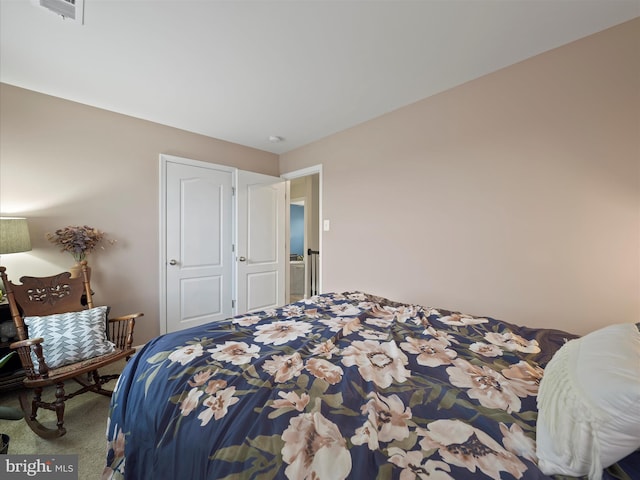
[165,159,233,333]
[236,170,286,313]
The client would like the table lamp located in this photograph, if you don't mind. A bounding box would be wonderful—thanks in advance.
[0,218,28,422]
[0,217,32,255]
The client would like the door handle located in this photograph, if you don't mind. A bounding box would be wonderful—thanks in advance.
[169,259,178,265]
[238,256,247,262]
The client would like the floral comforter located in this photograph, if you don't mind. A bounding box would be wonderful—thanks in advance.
[104,292,637,480]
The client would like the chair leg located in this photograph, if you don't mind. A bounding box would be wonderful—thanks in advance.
[30,387,42,421]
[18,389,67,439]
[91,369,115,396]
[54,382,66,434]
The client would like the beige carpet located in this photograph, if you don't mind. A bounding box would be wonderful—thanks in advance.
[0,358,126,480]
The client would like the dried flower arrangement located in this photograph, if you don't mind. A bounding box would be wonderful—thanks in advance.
[46,225,110,262]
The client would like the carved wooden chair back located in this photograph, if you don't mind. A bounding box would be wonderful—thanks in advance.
[4,270,94,342]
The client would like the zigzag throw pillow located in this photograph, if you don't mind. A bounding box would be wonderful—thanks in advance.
[25,305,115,370]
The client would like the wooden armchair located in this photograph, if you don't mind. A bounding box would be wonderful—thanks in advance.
[0,261,143,438]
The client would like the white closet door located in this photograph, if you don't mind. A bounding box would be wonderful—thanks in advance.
[164,158,233,333]
[235,170,286,313]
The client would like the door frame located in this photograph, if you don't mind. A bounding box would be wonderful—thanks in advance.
[281,164,323,296]
[159,154,236,335]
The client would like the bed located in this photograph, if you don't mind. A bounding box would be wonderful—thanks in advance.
[103,292,640,479]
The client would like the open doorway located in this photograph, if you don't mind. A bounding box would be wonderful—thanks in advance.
[289,198,305,302]
[282,166,322,303]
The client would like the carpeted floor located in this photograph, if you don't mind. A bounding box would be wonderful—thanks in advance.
[0,358,127,480]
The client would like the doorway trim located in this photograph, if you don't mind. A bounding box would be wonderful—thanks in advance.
[281,164,323,296]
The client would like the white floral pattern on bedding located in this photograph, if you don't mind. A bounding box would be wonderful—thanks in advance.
[104,292,637,480]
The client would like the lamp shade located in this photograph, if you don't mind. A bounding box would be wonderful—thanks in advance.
[0,217,32,254]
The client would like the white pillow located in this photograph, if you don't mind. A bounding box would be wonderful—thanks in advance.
[24,306,115,370]
[536,323,640,480]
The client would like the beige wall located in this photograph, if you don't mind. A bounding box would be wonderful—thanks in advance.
[0,84,279,343]
[280,18,640,335]
[1,18,638,343]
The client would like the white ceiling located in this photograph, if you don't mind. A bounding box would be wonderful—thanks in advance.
[1,1,638,154]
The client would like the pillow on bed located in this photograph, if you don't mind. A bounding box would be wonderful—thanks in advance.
[536,322,640,480]
[24,306,115,370]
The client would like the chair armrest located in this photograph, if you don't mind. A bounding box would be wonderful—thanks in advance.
[108,312,143,351]
[10,337,44,350]
[108,312,144,323]
[10,337,50,379]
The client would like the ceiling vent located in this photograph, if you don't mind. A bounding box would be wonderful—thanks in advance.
[39,0,84,24]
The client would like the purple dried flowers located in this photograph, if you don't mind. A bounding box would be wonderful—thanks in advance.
[46,225,106,262]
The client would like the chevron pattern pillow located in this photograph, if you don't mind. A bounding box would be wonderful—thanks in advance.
[25,306,115,370]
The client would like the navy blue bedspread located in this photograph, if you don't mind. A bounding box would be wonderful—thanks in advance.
[104,292,638,479]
